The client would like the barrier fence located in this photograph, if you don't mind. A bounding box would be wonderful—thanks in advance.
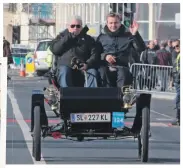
[130,63,175,93]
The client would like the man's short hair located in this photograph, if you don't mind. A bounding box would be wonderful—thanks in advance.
[68,15,83,25]
[172,39,180,44]
[148,40,154,45]
[106,12,121,21]
[160,40,167,48]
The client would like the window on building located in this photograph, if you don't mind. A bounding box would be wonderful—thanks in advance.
[138,22,149,40]
[8,3,17,13]
[12,26,20,44]
[134,3,149,21]
[155,3,180,21]
[155,3,180,40]
[155,22,180,40]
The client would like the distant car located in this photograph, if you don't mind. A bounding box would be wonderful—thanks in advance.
[34,39,53,76]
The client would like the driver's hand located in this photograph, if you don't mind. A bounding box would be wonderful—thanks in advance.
[79,63,88,71]
[106,55,116,64]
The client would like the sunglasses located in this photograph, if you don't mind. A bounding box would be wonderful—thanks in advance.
[70,24,81,28]
[173,45,180,49]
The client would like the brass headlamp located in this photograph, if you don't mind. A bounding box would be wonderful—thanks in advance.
[121,85,134,109]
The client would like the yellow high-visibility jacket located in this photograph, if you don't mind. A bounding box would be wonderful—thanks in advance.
[45,47,53,68]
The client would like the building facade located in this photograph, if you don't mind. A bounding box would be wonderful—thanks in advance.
[135,3,180,40]
[3,3,55,48]
[3,3,180,46]
[55,3,180,40]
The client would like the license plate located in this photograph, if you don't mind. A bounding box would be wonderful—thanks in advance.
[70,113,111,123]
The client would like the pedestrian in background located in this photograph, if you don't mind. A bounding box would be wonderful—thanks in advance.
[165,39,174,54]
[3,36,12,80]
[156,40,172,91]
[170,39,180,88]
[171,39,180,125]
[139,40,157,90]
[154,39,160,51]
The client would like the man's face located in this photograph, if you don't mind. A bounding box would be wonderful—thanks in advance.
[149,41,155,49]
[154,39,158,45]
[107,16,121,32]
[68,19,82,35]
[172,41,180,52]
[168,40,172,47]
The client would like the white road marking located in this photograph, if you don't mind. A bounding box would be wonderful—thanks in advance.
[156,118,173,121]
[8,89,46,164]
[151,109,174,119]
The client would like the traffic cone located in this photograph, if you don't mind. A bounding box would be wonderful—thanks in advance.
[20,59,26,77]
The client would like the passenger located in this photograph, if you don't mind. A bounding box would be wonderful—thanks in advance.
[96,12,146,88]
[50,15,99,87]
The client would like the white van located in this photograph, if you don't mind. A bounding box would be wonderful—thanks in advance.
[34,39,53,75]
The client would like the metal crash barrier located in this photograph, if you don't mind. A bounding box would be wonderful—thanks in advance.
[130,63,174,93]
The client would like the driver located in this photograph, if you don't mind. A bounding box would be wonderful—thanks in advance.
[96,12,146,88]
[50,15,99,88]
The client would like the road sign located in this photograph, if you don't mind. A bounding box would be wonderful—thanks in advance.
[25,53,35,74]
[175,13,180,29]
[27,57,33,64]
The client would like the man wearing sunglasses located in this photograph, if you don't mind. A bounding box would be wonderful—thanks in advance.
[171,39,180,126]
[96,12,145,88]
[172,40,180,69]
[50,16,99,88]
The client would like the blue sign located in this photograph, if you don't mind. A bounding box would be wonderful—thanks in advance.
[27,57,33,64]
[112,112,125,128]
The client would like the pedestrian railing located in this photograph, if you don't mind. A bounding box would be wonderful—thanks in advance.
[130,63,175,93]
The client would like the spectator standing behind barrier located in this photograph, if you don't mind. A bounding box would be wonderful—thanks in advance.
[170,39,180,88]
[141,40,157,64]
[140,40,157,90]
[172,39,180,66]
[156,40,172,91]
[165,39,174,54]
[154,39,160,51]
[171,40,180,126]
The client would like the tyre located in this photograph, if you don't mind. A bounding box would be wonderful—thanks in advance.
[32,106,41,161]
[138,107,150,162]
[77,136,84,142]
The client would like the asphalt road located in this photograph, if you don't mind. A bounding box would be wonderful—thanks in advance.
[6,78,180,164]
